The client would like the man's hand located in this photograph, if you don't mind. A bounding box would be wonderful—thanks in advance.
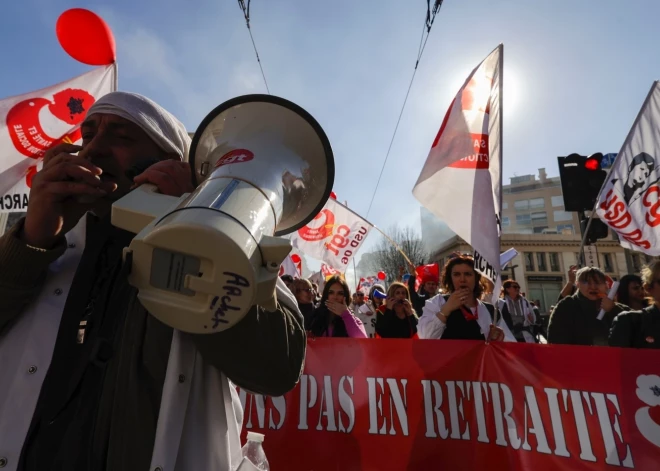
[22,143,117,249]
[600,296,615,313]
[132,160,194,197]
[568,265,578,284]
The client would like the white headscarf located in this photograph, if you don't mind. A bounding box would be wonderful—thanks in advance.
[87,91,192,162]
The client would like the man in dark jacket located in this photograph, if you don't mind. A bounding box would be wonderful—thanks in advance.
[0,91,305,471]
[548,266,626,346]
[407,267,439,316]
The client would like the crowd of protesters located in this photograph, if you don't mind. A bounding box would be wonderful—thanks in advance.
[283,254,660,349]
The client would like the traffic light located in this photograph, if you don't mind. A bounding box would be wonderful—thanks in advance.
[580,217,610,245]
[557,153,608,211]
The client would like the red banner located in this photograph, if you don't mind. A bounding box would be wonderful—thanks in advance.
[239,339,660,470]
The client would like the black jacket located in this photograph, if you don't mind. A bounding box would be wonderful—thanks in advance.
[407,275,433,316]
[609,305,660,349]
[375,308,418,338]
[548,291,626,346]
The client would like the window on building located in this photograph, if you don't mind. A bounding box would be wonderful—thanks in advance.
[549,252,560,272]
[516,214,531,225]
[557,224,574,234]
[536,253,547,271]
[514,200,529,210]
[553,210,573,222]
[502,216,510,226]
[503,202,508,209]
[533,226,549,233]
[551,195,564,207]
[531,211,548,224]
[529,198,545,209]
[525,253,535,271]
[632,254,643,273]
[603,253,614,272]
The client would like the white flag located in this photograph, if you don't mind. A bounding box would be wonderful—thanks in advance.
[0,65,117,212]
[413,44,503,277]
[279,253,302,278]
[288,198,373,271]
[595,81,660,255]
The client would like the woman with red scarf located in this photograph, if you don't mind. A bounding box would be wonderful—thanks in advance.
[418,255,513,341]
[375,282,419,338]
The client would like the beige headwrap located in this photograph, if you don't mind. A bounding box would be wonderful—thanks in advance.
[87,91,192,162]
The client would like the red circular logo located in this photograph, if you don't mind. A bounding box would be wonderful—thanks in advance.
[298,209,335,241]
[214,149,254,168]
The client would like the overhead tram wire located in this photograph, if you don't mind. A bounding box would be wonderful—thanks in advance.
[365,0,444,219]
[238,0,271,94]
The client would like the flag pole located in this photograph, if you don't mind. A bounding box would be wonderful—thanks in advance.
[372,225,415,268]
[334,199,415,271]
[345,200,360,290]
[491,43,504,332]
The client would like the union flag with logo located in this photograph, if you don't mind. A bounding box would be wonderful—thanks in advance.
[413,44,503,279]
[0,64,117,212]
[279,253,303,278]
[288,198,373,271]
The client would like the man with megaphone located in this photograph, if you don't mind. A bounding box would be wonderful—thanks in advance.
[0,91,329,471]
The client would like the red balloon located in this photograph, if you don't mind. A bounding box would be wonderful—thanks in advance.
[330,191,337,200]
[377,271,386,280]
[56,9,116,65]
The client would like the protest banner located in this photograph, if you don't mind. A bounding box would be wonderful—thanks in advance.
[239,339,660,470]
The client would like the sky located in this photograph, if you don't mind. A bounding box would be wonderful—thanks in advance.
[2,0,659,286]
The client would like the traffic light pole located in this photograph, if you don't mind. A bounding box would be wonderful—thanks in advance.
[578,210,594,266]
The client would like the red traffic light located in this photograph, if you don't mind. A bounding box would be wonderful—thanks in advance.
[585,157,600,171]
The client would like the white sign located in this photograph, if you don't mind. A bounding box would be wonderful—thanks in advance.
[584,245,599,268]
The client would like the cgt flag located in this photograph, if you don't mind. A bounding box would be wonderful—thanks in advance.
[0,65,117,212]
[413,44,503,285]
[596,81,660,254]
[288,198,373,272]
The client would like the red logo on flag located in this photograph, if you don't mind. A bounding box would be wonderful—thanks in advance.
[298,209,335,241]
[448,134,490,169]
[6,88,96,187]
[214,149,254,168]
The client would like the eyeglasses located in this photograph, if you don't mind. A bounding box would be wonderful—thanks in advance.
[297,288,312,293]
[511,285,520,290]
[357,293,364,297]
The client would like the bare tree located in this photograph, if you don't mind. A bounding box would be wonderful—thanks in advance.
[366,225,428,284]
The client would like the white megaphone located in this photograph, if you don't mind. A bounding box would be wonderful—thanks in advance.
[111,95,335,333]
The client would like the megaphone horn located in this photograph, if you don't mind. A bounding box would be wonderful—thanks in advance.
[111,95,335,334]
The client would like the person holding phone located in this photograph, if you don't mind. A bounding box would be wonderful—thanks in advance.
[375,282,419,338]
